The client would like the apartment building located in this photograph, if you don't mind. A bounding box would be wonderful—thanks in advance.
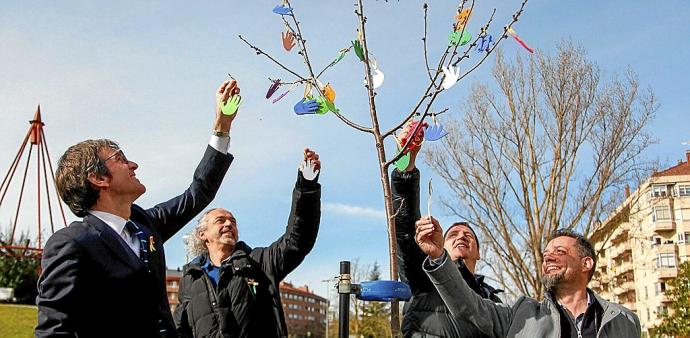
[166,268,183,313]
[280,281,328,338]
[589,151,690,336]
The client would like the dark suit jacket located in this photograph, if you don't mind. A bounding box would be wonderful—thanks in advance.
[35,145,232,338]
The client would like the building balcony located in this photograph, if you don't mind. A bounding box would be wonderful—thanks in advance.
[658,243,676,255]
[654,221,675,232]
[613,281,634,296]
[679,243,690,255]
[614,262,633,276]
[659,267,678,279]
[661,293,673,303]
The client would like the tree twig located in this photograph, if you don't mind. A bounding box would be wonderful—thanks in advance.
[238,35,306,81]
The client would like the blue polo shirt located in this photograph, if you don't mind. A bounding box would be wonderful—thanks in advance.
[203,260,221,287]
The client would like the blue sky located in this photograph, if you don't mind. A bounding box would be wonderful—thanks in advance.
[1,1,689,299]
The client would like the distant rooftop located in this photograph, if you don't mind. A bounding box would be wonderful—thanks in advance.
[652,150,690,177]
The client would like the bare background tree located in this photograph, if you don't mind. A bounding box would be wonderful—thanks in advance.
[240,0,529,333]
[425,40,657,299]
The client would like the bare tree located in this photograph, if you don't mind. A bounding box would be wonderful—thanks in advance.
[240,1,529,333]
[425,41,657,298]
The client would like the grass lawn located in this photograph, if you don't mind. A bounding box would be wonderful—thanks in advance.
[0,303,37,337]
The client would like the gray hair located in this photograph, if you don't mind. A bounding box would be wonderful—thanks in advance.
[183,208,222,258]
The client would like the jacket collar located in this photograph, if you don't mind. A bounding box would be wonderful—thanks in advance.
[84,213,146,272]
[187,241,253,272]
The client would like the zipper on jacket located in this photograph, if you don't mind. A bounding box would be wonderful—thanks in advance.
[201,270,224,336]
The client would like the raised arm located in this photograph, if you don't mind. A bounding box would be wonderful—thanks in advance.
[393,120,433,292]
[144,80,237,241]
[416,216,513,337]
[262,149,322,282]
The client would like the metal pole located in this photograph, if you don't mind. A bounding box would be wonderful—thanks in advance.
[338,261,350,338]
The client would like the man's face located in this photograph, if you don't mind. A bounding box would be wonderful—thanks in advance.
[99,148,146,200]
[199,209,238,250]
[541,236,591,291]
[443,224,480,262]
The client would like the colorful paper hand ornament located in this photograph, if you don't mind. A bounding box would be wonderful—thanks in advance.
[399,120,428,153]
[272,83,297,104]
[300,159,320,181]
[424,124,449,141]
[323,84,336,103]
[293,97,319,115]
[333,48,348,64]
[371,68,384,89]
[272,90,290,103]
[282,30,296,51]
[324,99,339,113]
[454,8,472,31]
[272,5,293,15]
[220,95,242,116]
[448,31,472,46]
[507,28,534,53]
[394,152,411,172]
[476,34,493,52]
[315,96,330,115]
[266,79,281,99]
[352,40,364,62]
[441,65,460,90]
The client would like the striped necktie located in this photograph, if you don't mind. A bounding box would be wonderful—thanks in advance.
[125,221,149,270]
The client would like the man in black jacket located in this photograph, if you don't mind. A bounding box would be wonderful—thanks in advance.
[393,123,502,337]
[174,149,321,337]
[36,80,239,337]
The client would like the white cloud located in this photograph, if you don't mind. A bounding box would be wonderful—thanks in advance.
[323,202,385,220]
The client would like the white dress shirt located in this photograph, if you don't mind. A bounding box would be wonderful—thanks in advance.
[209,135,231,154]
[89,210,141,258]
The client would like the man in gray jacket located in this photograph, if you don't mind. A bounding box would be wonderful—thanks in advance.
[415,216,641,338]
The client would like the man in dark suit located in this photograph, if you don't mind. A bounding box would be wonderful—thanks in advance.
[35,80,240,337]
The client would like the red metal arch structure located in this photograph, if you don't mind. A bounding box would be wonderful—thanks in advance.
[0,105,67,258]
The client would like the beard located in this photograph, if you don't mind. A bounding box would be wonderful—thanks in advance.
[541,271,565,292]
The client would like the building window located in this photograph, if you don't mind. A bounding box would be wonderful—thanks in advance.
[678,184,690,196]
[679,232,690,244]
[653,206,672,222]
[652,185,668,197]
[645,286,648,299]
[655,281,667,295]
[657,305,668,316]
[657,253,676,268]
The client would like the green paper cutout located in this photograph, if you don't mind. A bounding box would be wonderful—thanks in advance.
[333,49,348,64]
[352,40,364,62]
[448,31,472,47]
[315,96,329,115]
[325,99,339,113]
[395,151,411,171]
[221,95,242,116]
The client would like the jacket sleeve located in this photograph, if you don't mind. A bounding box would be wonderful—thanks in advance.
[174,274,193,338]
[392,168,430,293]
[262,171,321,282]
[424,253,513,338]
[35,233,82,337]
[145,145,233,242]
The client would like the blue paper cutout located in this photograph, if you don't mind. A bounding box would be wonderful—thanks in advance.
[294,98,319,115]
[476,35,493,52]
[272,5,293,15]
[424,124,449,141]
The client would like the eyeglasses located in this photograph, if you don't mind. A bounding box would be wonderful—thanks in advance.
[103,149,129,165]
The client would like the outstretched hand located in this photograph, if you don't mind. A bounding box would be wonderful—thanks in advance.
[300,148,321,181]
[415,216,444,259]
[214,79,241,132]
